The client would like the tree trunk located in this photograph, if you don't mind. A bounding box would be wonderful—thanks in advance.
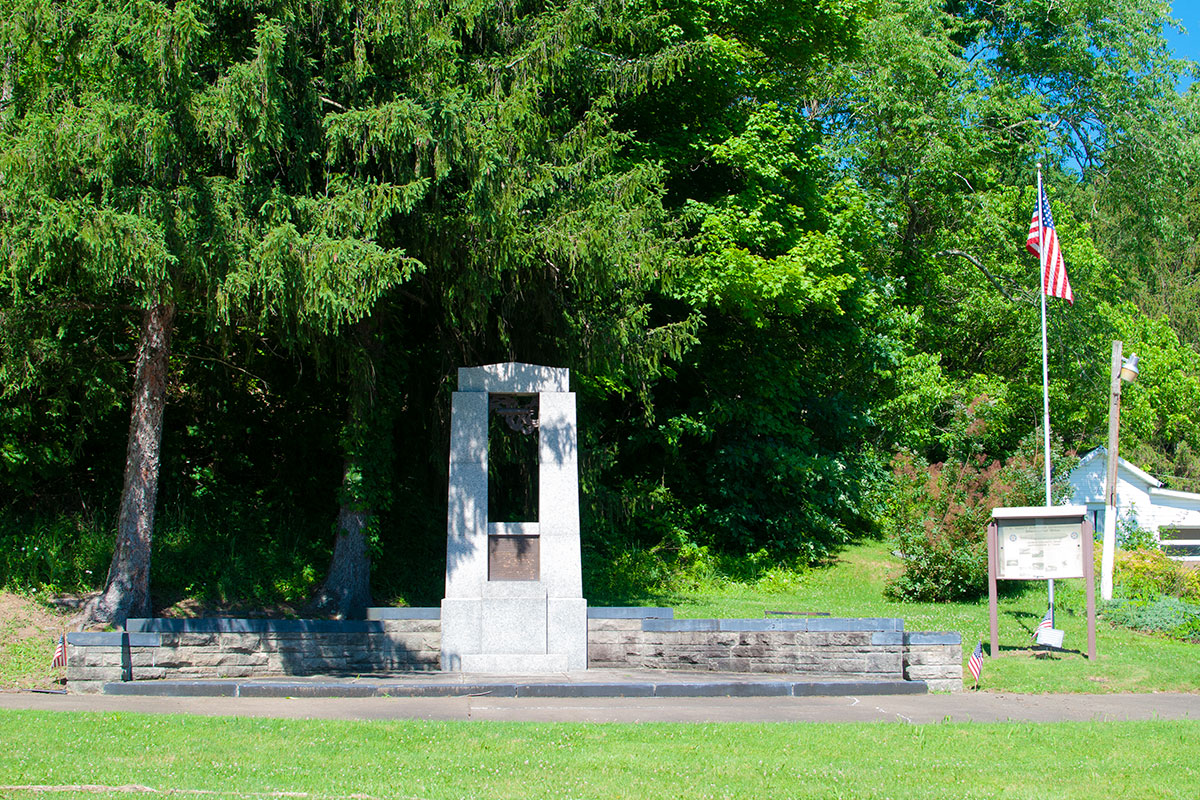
[307,319,383,619]
[87,302,176,626]
[307,472,374,619]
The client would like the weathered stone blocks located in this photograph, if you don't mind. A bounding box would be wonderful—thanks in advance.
[67,611,960,693]
[581,616,962,691]
[901,635,962,692]
[67,616,444,692]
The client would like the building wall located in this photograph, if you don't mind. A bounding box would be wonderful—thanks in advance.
[1068,450,1200,559]
[1067,453,1154,522]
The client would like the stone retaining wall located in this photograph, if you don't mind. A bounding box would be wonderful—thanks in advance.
[587,616,903,676]
[67,612,439,694]
[901,632,963,692]
[586,610,962,691]
[66,607,962,693]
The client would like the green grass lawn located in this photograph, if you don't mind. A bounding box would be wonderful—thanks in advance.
[3,541,1197,694]
[639,540,1200,693]
[2,546,1197,799]
[0,710,1197,799]
[0,593,70,692]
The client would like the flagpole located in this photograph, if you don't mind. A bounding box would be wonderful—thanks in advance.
[1037,162,1055,623]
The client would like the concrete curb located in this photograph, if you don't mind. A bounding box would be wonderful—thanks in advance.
[101,678,928,699]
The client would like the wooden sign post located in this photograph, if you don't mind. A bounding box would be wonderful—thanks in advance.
[988,506,1096,660]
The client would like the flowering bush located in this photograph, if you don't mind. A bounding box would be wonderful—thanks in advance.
[884,446,1065,602]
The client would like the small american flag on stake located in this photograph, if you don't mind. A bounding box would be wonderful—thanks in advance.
[967,640,983,688]
[1026,185,1073,304]
[1033,607,1054,641]
[51,634,66,668]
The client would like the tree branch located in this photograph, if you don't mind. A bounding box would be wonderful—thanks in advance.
[179,354,271,394]
[935,249,1024,303]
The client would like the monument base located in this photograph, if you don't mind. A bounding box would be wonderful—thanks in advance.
[457,653,571,672]
[440,595,587,673]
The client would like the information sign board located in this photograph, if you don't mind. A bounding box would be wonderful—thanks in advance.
[996,519,1085,580]
[987,506,1096,661]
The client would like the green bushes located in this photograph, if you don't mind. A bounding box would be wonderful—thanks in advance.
[1100,533,1200,642]
[0,504,335,609]
[583,527,807,604]
[150,505,332,609]
[1102,596,1200,641]
[1114,547,1200,602]
[0,512,112,594]
[1113,512,1161,552]
[884,447,1054,602]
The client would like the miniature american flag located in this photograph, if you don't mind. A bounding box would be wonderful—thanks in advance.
[1033,607,1054,640]
[967,640,983,687]
[51,634,66,668]
[1026,185,1073,304]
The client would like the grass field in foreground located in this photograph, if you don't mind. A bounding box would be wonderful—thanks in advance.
[641,540,1200,693]
[0,710,1198,800]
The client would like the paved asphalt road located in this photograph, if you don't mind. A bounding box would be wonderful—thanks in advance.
[3,691,1198,724]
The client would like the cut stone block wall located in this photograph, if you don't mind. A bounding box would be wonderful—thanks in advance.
[900,632,963,692]
[586,609,962,691]
[587,620,900,676]
[66,608,962,693]
[67,614,439,694]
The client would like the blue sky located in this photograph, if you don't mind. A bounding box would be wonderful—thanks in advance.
[1167,0,1199,90]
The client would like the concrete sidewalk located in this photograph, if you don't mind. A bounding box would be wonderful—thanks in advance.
[3,689,1197,724]
[90,668,928,699]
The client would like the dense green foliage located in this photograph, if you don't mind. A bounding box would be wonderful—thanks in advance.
[1100,543,1200,642]
[0,0,1198,608]
[1114,547,1200,603]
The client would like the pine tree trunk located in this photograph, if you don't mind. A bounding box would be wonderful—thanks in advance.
[307,320,381,620]
[308,475,374,619]
[87,303,176,626]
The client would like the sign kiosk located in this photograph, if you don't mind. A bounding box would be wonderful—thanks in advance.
[988,506,1097,660]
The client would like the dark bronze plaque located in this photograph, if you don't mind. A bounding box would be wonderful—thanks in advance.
[488,535,540,581]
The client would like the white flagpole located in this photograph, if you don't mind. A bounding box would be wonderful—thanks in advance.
[1037,162,1055,622]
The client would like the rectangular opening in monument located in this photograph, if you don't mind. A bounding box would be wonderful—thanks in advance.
[488,393,539,522]
[488,535,540,581]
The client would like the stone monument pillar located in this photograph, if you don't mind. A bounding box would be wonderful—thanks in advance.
[440,363,588,672]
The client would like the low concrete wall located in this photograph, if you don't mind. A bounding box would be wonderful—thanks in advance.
[66,607,962,693]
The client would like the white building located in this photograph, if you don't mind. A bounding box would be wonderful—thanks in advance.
[1067,447,1200,560]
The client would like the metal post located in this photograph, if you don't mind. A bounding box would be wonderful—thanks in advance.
[1037,164,1055,621]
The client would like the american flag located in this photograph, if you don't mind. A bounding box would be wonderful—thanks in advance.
[967,640,983,687]
[1033,607,1054,640]
[1026,185,1073,304]
[51,634,66,668]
